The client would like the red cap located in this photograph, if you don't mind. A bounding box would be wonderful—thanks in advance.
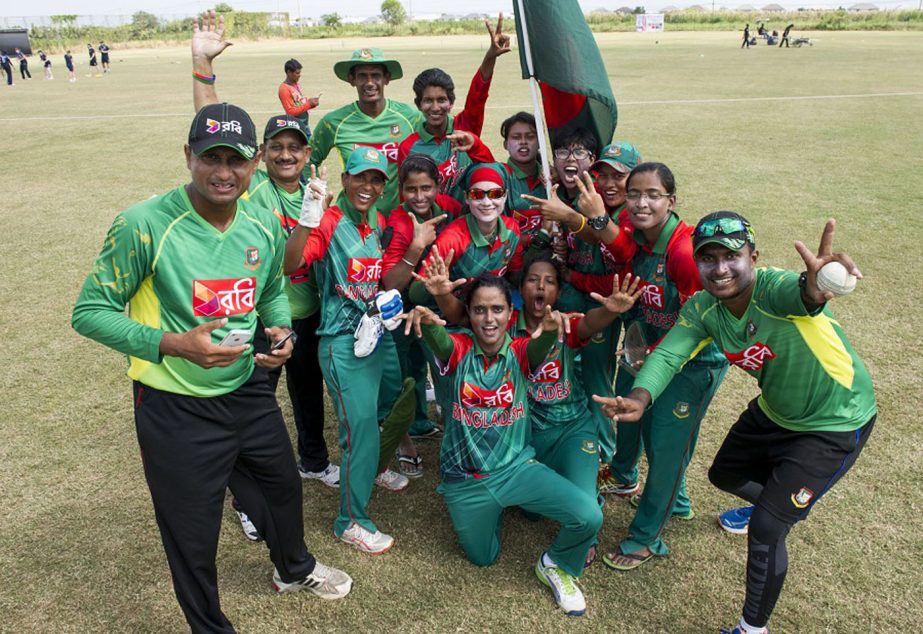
[469,166,505,188]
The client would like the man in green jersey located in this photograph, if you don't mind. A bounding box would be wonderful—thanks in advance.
[72,103,353,633]
[308,47,422,215]
[595,212,875,634]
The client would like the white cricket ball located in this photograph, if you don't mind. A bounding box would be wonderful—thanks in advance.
[815,261,857,296]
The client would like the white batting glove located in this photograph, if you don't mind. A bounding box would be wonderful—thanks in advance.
[298,176,327,228]
[374,290,404,331]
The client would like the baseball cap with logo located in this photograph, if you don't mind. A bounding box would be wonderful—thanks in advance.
[692,211,757,254]
[334,47,403,81]
[592,141,642,174]
[188,103,258,160]
[345,146,389,179]
[263,114,311,143]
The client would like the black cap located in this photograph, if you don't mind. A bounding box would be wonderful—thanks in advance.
[188,103,258,159]
[263,115,311,143]
[692,211,756,254]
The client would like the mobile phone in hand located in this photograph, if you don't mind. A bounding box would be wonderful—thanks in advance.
[218,329,252,347]
[269,330,296,352]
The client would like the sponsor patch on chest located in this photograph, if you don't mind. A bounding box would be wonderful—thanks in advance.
[193,277,257,316]
[724,342,776,371]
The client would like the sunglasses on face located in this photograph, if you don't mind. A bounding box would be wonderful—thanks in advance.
[467,188,506,200]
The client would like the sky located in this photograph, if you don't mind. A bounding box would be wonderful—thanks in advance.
[6,0,913,20]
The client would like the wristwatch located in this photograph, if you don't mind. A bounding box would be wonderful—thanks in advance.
[587,215,610,231]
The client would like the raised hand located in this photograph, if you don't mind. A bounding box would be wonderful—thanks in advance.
[532,305,567,341]
[485,13,512,60]
[402,305,447,338]
[412,247,467,297]
[192,10,231,62]
[409,213,446,252]
[575,171,607,219]
[447,130,475,153]
[793,218,862,304]
[590,273,643,314]
[522,184,579,225]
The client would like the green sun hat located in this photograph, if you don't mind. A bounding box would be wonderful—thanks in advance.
[345,146,389,179]
[592,141,641,174]
[334,47,403,81]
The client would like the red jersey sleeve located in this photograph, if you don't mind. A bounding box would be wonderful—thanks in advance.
[465,133,495,164]
[442,332,475,374]
[453,68,491,136]
[418,218,470,279]
[397,132,421,172]
[509,336,532,377]
[382,208,413,276]
[569,270,616,297]
[302,206,340,266]
[665,223,702,305]
[278,83,310,117]
[436,194,463,220]
[564,314,588,349]
[601,209,637,266]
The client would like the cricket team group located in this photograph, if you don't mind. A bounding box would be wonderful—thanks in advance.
[70,10,877,634]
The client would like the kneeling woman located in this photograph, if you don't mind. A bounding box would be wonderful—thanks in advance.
[405,275,601,617]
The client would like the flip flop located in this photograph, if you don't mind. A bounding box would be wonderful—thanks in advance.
[395,450,423,479]
[602,549,653,571]
[410,426,443,440]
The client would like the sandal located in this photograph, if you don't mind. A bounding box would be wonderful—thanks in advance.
[602,548,653,571]
[410,425,444,440]
[395,450,424,478]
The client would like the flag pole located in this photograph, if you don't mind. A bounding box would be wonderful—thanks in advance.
[516,0,553,192]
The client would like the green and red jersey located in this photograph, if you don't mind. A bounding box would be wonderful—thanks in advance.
[623,213,723,365]
[381,195,462,277]
[509,310,589,430]
[427,214,523,280]
[397,123,495,193]
[240,169,320,320]
[72,186,290,397]
[436,332,535,480]
[504,160,547,248]
[301,193,387,337]
[308,99,422,216]
[633,267,877,432]
[278,81,315,127]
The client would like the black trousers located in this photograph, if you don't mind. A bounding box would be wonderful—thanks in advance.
[19,60,30,79]
[133,371,316,633]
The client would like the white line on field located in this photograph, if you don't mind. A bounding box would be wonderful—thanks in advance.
[1,91,921,122]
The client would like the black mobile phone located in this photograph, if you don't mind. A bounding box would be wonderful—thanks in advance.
[269,330,296,352]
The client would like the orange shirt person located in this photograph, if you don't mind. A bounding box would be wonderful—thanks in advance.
[278,58,320,132]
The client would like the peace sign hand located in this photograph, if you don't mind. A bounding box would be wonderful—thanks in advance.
[485,13,512,60]
[192,10,232,62]
[793,218,862,304]
[575,171,607,220]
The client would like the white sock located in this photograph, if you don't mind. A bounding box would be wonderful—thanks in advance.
[739,617,767,634]
[541,552,556,568]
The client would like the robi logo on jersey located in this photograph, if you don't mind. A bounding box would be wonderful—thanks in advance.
[530,359,562,383]
[640,282,664,309]
[193,278,257,317]
[513,208,543,233]
[347,258,383,283]
[725,342,776,371]
[460,380,514,409]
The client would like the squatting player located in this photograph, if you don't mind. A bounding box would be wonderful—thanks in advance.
[71,103,353,633]
[594,212,875,634]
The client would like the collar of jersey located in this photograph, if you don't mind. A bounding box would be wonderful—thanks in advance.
[632,211,679,254]
[418,115,455,142]
[352,98,394,121]
[472,331,513,360]
[336,192,380,230]
[466,213,509,248]
[506,159,541,182]
[180,185,241,237]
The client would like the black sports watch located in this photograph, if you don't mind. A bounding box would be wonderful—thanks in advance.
[587,215,610,231]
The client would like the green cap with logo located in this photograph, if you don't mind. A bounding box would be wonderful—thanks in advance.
[334,47,403,81]
[592,141,641,174]
[692,211,756,253]
[346,146,389,179]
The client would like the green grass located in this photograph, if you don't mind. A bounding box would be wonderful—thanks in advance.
[1,31,922,632]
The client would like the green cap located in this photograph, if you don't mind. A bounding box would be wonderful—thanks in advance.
[334,47,403,81]
[345,146,389,179]
[592,141,641,174]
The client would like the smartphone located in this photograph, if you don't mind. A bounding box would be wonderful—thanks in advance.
[218,329,252,347]
[269,330,296,352]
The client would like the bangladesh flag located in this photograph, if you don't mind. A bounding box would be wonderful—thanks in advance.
[513,0,618,150]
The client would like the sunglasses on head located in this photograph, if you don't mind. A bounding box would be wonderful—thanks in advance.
[695,216,754,242]
[467,187,506,200]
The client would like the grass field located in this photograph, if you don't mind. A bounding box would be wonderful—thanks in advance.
[1,30,922,633]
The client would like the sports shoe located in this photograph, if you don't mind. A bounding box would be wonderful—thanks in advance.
[374,468,409,492]
[424,378,436,403]
[597,465,639,497]
[718,505,754,535]
[232,504,262,542]
[629,493,696,521]
[271,562,353,599]
[299,462,340,488]
[719,624,769,634]
[338,522,394,554]
[535,553,586,616]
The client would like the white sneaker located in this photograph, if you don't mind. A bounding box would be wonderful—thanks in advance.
[535,553,586,616]
[299,462,340,488]
[338,522,394,554]
[271,562,353,599]
[374,468,409,492]
[424,378,436,403]
[234,507,262,542]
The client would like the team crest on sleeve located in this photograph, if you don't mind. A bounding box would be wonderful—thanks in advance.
[581,440,597,455]
[192,278,257,316]
[244,246,261,270]
[791,486,814,509]
[725,342,776,372]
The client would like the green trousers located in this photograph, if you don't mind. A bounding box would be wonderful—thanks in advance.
[390,328,435,434]
[437,458,603,577]
[531,417,600,504]
[611,361,728,555]
[319,333,401,537]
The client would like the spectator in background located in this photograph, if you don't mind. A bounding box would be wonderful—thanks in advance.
[38,50,52,80]
[14,48,31,80]
[0,51,13,86]
[65,50,76,82]
[741,24,751,49]
[278,58,320,132]
[780,24,794,48]
[99,41,111,72]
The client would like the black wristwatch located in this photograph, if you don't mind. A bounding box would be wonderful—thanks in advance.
[798,271,808,292]
[587,215,610,231]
